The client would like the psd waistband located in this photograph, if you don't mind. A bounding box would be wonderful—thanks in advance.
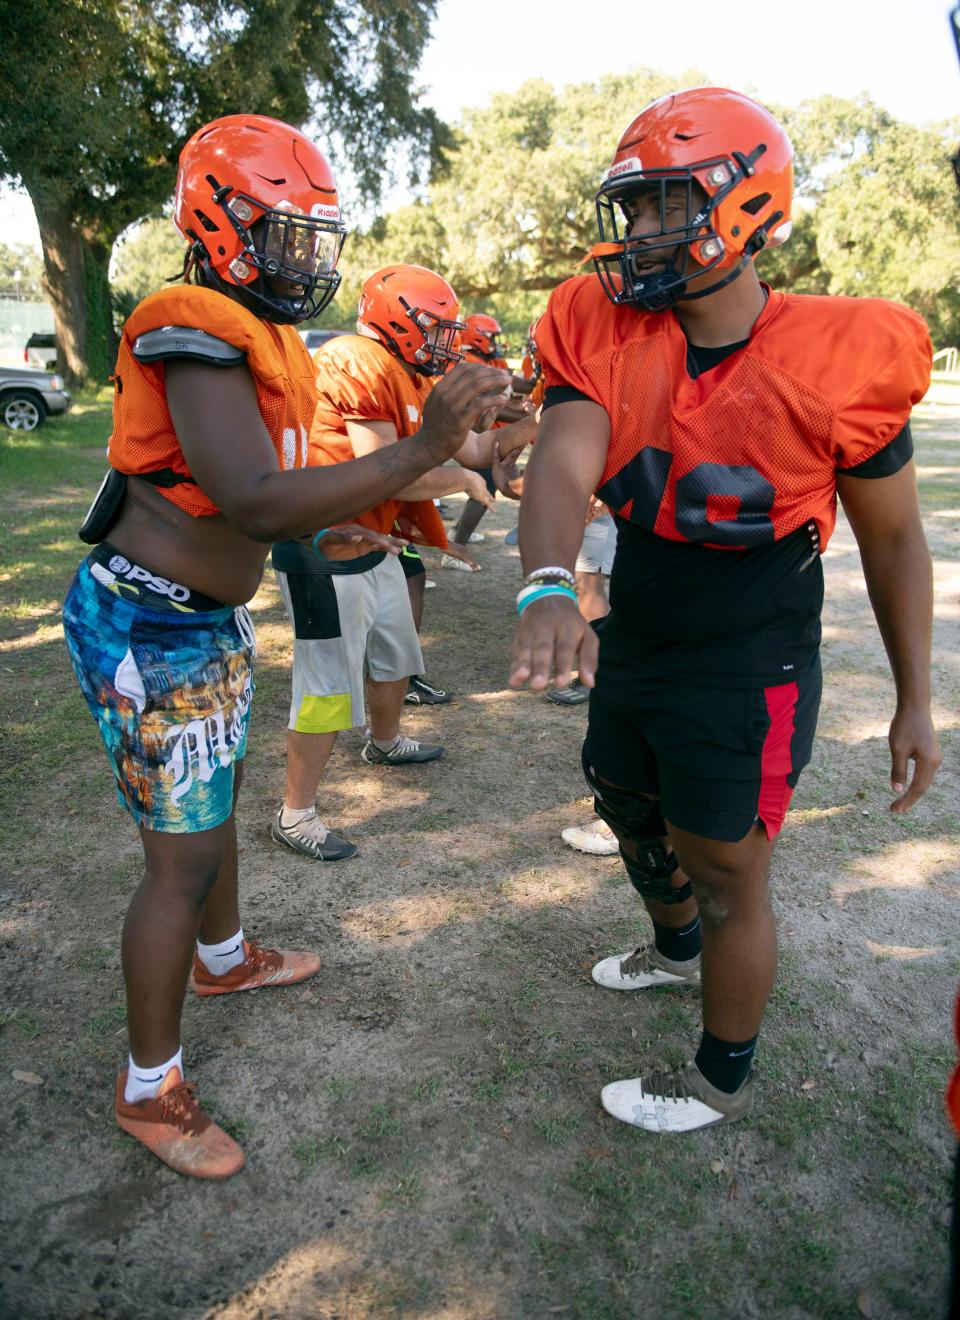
[87,542,226,613]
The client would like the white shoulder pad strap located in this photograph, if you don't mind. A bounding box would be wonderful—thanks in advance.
[132,326,246,367]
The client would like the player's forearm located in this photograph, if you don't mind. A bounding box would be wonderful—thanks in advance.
[391,465,472,502]
[226,443,453,541]
[518,443,593,574]
[859,526,934,707]
[456,415,536,469]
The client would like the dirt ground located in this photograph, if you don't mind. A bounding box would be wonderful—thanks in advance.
[0,388,958,1320]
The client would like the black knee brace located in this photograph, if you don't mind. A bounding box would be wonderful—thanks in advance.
[581,752,692,905]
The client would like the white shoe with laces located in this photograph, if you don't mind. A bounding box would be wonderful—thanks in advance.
[601,1060,754,1133]
[440,553,475,571]
[561,817,618,855]
[591,942,701,991]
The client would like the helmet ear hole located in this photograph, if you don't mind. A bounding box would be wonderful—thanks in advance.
[740,192,771,216]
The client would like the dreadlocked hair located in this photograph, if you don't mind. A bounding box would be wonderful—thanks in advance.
[166,244,201,285]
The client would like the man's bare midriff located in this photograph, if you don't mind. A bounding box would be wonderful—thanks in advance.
[107,478,270,606]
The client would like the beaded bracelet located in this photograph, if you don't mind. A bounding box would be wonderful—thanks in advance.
[311,528,332,550]
[516,583,578,615]
[524,565,576,589]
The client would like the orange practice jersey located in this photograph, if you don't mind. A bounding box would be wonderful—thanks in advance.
[110,285,317,517]
[463,346,509,371]
[538,276,931,552]
[308,334,447,547]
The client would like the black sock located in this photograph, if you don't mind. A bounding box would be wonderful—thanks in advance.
[651,915,702,963]
[695,1028,757,1094]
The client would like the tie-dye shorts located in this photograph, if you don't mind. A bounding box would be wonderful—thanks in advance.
[62,559,255,833]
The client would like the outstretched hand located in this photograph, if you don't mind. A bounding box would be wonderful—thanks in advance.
[313,525,408,560]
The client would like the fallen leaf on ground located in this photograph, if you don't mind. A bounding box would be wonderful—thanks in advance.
[13,1070,43,1085]
[585,1147,612,1159]
[397,858,411,868]
[857,1288,873,1317]
[710,1158,725,1174]
[801,1079,816,1091]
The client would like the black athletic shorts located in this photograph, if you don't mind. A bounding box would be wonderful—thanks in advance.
[583,655,822,843]
[398,542,426,579]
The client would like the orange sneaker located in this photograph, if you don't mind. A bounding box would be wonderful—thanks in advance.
[114,1067,245,1179]
[190,938,321,997]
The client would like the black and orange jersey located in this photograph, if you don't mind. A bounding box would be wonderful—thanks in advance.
[112,285,316,517]
[538,275,931,553]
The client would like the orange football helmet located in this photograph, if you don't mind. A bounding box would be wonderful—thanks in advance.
[592,88,793,312]
[462,313,507,360]
[357,265,464,376]
[174,114,347,324]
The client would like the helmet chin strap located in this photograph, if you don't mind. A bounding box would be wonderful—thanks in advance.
[633,245,760,313]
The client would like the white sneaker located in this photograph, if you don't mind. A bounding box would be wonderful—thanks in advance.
[591,942,701,991]
[561,818,618,855]
[601,1061,754,1133]
[424,578,436,589]
[440,553,475,572]
[467,531,485,544]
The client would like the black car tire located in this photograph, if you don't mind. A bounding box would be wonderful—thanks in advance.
[2,391,47,431]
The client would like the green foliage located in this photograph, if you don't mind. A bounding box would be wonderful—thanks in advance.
[0,0,446,380]
[330,80,960,346]
[110,216,188,323]
[0,242,44,299]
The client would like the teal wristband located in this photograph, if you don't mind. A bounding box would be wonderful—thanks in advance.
[311,528,332,550]
[516,584,578,615]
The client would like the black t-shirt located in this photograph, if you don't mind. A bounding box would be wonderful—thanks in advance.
[543,338,914,688]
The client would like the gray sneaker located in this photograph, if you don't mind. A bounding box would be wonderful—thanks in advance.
[271,809,358,861]
[591,942,701,991]
[361,735,444,765]
[601,1061,754,1133]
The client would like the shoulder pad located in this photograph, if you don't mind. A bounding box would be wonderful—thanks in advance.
[132,326,247,367]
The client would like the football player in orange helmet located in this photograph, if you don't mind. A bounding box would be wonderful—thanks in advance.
[510,88,940,1132]
[62,116,512,1180]
[461,313,509,365]
[446,312,537,563]
[269,262,522,852]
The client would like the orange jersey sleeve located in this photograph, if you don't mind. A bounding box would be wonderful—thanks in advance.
[831,302,931,468]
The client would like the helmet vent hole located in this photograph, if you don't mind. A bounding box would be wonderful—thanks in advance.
[256,174,286,186]
[195,210,219,233]
[741,192,771,216]
[390,321,408,336]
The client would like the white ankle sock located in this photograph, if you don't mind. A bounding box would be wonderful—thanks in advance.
[124,1046,182,1104]
[196,928,245,975]
[372,734,400,752]
[280,804,313,828]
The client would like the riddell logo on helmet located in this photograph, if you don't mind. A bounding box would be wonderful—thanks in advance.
[603,156,643,182]
[311,203,341,221]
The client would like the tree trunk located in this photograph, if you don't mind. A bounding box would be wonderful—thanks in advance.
[27,186,117,389]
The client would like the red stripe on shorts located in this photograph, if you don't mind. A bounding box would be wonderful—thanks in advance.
[757,680,800,840]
